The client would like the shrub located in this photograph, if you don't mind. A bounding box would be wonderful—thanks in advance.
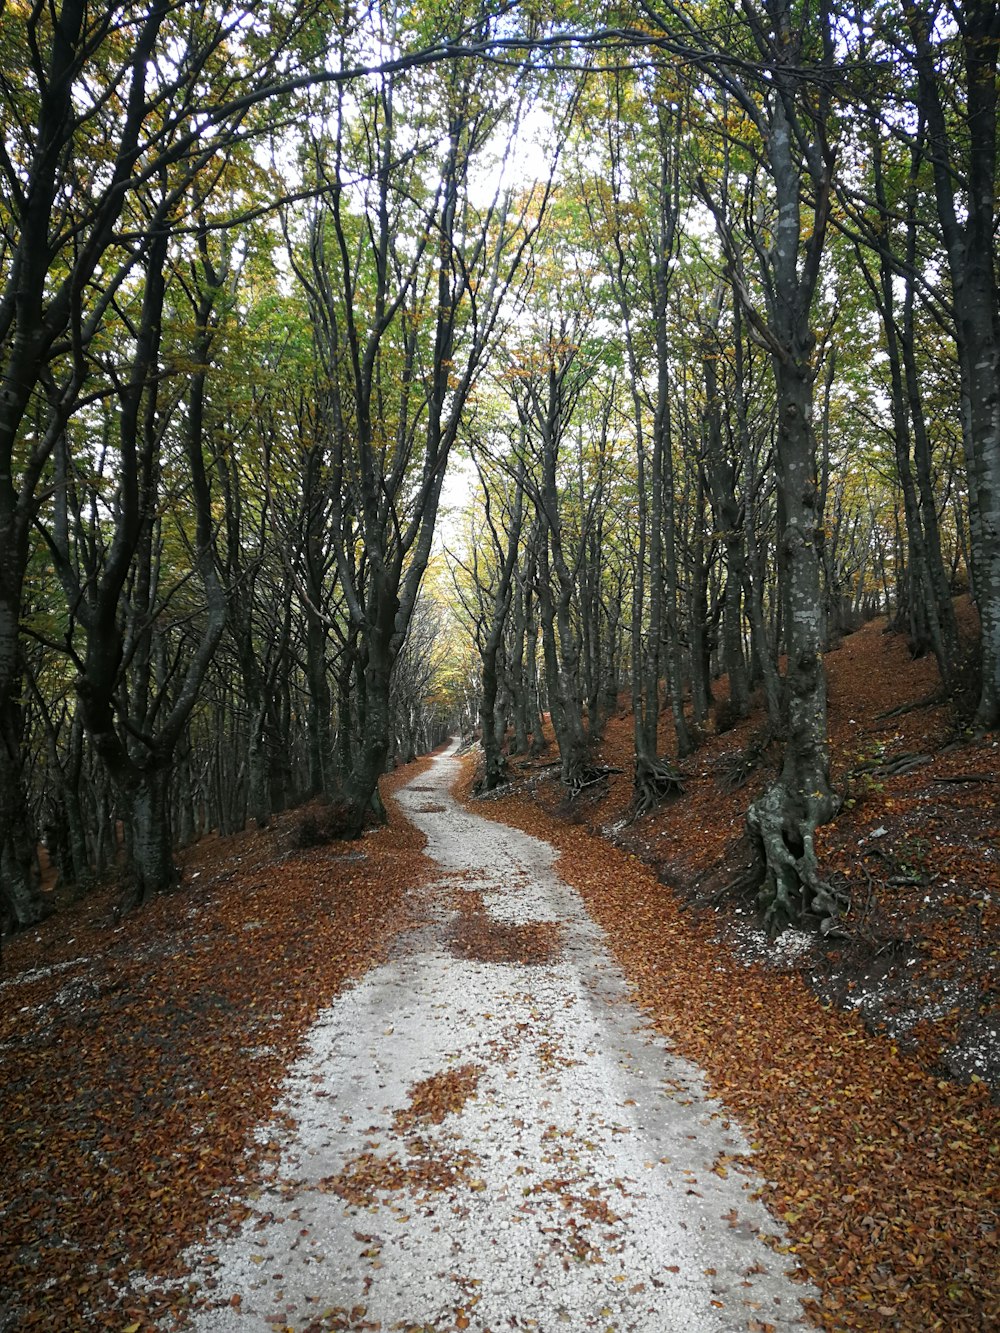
[286,800,355,849]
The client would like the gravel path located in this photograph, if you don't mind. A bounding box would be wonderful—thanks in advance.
[172,743,813,1331]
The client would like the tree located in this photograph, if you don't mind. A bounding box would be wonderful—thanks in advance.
[450,444,527,790]
[45,215,230,899]
[504,313,606,787]
[576,69,693,807]
[0,0,556,918]
[900,0,1000,726]
[640,0,845,932]
[0,0,345,917]
[296,24,553,831]
[833,54,959,677]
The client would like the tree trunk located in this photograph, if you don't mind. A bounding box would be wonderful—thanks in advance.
[480,646,506,789]
[905,0,1000,725]
[344,606,394,833]
[305,614,334,797]
[749,361,840,934]
[247,706,272,830]
[901,208,958,672]
[687,467,713,727]
[1,830,44,928]
[476,462,524,789]
[126,766,176,902]
[730,55,841,934]
[510,575,531,756]
[0,605,44,925]
[524,568,546,755]
[702,300,750,723]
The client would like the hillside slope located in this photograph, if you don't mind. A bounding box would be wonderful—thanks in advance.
[458,613,999,1330]
[485,607,999,1093]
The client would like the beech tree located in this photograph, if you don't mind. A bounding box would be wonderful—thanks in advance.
[636,0,845,933]
[0,0,549,916]
[900,0,1000,726]
[295,25,554,831]
[452,446,527,791]
[503,314,603,786]
[0,0,366,916]
[576,69,692,807]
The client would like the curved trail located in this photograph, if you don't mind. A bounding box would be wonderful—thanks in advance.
[173,743,812,1330]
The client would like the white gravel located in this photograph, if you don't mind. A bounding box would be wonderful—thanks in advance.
[165,742,813,1331]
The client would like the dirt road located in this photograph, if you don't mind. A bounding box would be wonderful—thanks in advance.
[169,743,811,1331]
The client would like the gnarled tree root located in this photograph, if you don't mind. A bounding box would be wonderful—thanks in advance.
[716,728,776,793]
[747,783,846,939]
[473,755,509,794]
[565,763,623,798]
[630,755,685,820]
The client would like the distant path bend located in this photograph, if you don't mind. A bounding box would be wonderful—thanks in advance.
[172,741,813,1331]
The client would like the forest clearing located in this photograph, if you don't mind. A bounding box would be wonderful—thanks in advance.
[2,613,998,1332]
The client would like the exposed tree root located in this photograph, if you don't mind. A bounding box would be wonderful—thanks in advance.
[112,881,143,924]
[473,755,509,794]
[850,750,933,779]
[715,729,775,793]
[565,763,623,799]
[748,784,846,939]
[688,832,763,909]
[112,865,180,922]
[630,755,684,820]
[875,693,945,720]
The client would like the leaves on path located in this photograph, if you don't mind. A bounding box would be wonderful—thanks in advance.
[445,888,562,966]
[393,1064,484,1132]
[0,758,436,1330]
[469,789,999,1328]
[462,609,999,1331]
[5,611,997,1332]
[311,1062,487,1212]
[317,1139,480,1207]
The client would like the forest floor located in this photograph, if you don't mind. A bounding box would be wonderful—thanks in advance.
[0,608,997,1332]
[490,603,999,1093]
[462,604,999,1330]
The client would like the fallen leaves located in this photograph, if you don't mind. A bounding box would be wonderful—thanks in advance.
[445,888,563,966]
[0,756,437,1330]
[392,1064,484,1132]
[318,1139,480,1206]
[499,808,998,1327]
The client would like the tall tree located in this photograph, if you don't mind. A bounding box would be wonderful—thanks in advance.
[575,69,692,808]
[901,0,1000,726]
[0,0,353,917]
[641,0,844,932]
[47,216,230,899]
[297,26,552,830]
[0,0,548,918]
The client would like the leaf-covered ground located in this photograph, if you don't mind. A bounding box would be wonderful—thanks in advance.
[459,607,999,1330]
[0,760,436,1332]
[3,610,998,1331]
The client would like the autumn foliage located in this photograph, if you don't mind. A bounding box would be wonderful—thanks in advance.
[0,760,435,1330]
[459,610,999,1331]
[3,613,999,1332]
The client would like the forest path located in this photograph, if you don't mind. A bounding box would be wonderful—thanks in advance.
[172,743,811,1331]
